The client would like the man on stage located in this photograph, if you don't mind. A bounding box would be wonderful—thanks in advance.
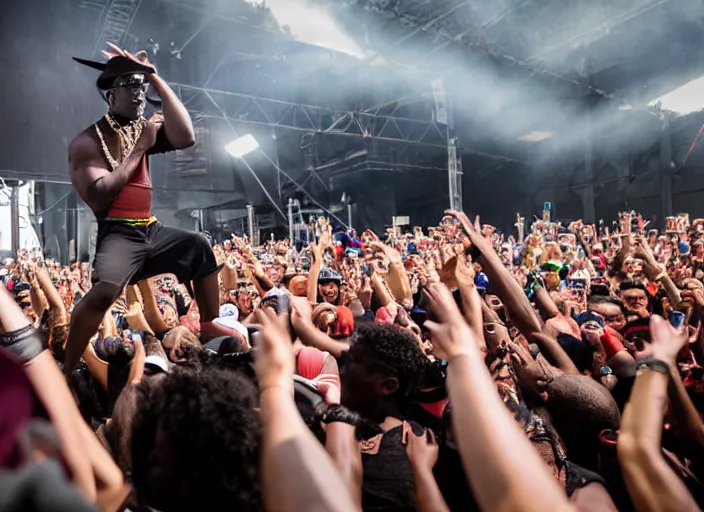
[64,45,237,375]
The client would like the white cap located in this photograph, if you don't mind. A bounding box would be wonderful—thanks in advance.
[219,303,239,321]
[213,317,249,342]
[144,355,169,373]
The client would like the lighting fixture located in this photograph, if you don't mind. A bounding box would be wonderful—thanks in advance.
[225,135,260,157]
[517,131,554,142]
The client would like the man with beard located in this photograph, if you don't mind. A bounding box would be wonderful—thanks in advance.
[63,45,238,375]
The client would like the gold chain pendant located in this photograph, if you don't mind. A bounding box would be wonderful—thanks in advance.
[105,114,144,152]
[97,115,145,170]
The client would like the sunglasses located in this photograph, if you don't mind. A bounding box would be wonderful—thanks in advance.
[575,310,604,327]
[602,313,625,323]
[623,294,647,303]
[111,74,149,93]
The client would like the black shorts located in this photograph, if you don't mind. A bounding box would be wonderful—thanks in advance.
[92,221,218,287]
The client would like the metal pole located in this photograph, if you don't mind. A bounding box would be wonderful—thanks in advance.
[445,92,462,211]
[272,129,283,205]
[660,119,673,223]
[347,198,353,231]
[246,204,255,242]
[583,106,596,224]
[10,186,20,254]
[287,198,294,243]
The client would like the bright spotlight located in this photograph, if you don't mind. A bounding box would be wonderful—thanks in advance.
[225,135,260,157]
[517,131,554,143]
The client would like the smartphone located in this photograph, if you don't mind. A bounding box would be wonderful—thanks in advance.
[569,279,586,290]
[630,215,639,232]
[668,310,686,329]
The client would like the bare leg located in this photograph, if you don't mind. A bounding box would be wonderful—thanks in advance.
[63,282,122,376]
[194,271,220,322]
[195,271,248,345]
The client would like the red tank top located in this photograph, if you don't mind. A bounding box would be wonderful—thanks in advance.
[106,154,152,220]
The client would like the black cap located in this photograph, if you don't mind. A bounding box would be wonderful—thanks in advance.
[73,55,154,90]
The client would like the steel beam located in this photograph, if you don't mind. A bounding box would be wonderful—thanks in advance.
[660,119,673,221]
[172,82,513,160]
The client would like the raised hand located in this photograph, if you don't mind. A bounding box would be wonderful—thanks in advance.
[370,241,402,265]
[136,113,164,151]
[403,422,439,473]
[309,241,322,264]
[102,42,157,74]
[637,315,688,368]
[254,302,295,393]
[446,210,492,255]
[422,282,477,361]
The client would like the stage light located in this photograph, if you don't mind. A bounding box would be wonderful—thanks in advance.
[225,135,260,157]
[517,131,554,142]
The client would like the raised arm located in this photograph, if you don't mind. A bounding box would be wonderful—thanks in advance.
[0,284,120,504]
[254,304,358,512]
[292,306,349,358]
[137,279,171,334]
[28,271,49,319]
[372,241,413,306]
[124,285,155,335]
[423,283,575,512]
[453,254,487,352]
[618,316,700,512]
[147,76,195,149]
[307,243,324,304]
[104,44,194,149]
[36,267,68,326]
[448,210,542,337]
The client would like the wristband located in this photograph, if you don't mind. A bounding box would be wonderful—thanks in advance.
[636,358,670,377]
[321,404,360,426]
[0,325,47,364]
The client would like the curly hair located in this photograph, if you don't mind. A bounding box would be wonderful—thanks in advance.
[350,323,427,403]
[131,367,261,511]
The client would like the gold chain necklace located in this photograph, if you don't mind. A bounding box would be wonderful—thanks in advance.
[95,124,120,170]
[105,114,143,148]
[95,114,144,170]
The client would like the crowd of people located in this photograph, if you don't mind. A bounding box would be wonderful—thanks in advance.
[2,206,704,511]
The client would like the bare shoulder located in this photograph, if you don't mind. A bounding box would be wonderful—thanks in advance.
[68,129,100,165]
[68,127,108,203]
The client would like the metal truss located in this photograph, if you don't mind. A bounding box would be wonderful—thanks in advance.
[172,83,449,149]
[171,83,513,160]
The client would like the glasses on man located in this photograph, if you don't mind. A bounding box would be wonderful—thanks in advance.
[622,293,647,304]
[602,313,625,324]
[111,74,149,93]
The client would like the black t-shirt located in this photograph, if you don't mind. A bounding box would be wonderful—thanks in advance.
[434,445,479,512]
[361,422,422,512]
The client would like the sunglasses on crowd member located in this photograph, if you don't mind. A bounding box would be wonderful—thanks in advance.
[622,292,648,305]
[575,311,605,328]
[601,312,626,324]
